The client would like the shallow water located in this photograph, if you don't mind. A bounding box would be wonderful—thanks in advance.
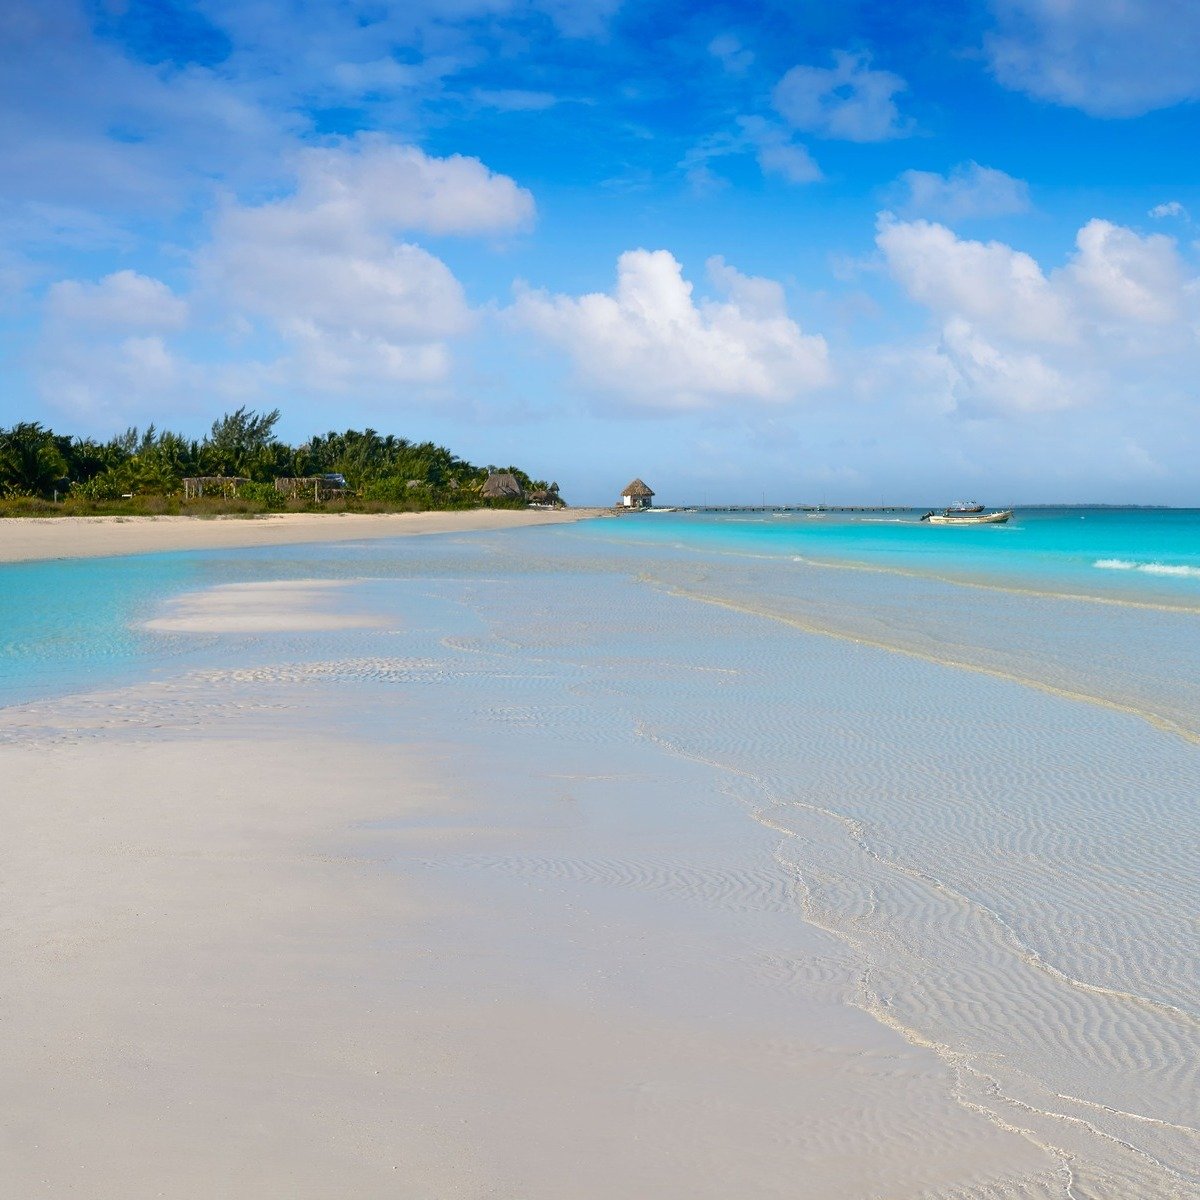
[3,514,1198,1196]
[583,507,1200,608]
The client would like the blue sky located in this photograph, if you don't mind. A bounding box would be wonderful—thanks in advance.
[3,0,1200,503]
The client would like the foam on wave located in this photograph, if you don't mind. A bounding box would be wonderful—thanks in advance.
[1094,559,1200,578]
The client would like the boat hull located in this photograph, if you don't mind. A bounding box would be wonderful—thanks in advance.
[925,510,1012,525]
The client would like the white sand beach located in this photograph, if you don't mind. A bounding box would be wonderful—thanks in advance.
[0,507,601,563]
[0,555,1079,1200]
[0,661,1049,1199]
[4,525,1196,1197]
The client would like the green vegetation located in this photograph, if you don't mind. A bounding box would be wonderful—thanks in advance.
[0,410,559,516]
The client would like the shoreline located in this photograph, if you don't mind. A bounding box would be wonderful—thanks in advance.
[0,507,605,563]
[0,650,1045,1197]
[4,523,1194,1195]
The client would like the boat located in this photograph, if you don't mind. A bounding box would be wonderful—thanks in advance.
[921,506,1013,525]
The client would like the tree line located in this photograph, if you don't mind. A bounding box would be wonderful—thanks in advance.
[0,409,553,507]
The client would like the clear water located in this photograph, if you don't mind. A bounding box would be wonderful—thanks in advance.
[2,513,1198,1195]
[574,507,1200,607]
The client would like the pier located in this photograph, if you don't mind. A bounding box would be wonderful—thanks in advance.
[666,505,918,514]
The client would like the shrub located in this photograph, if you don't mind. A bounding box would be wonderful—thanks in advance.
[236,480,287,510]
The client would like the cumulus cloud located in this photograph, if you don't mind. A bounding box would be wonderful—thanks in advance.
[511,249,831,412]
[37,331,192,423]
[46,270,189,331]
[939,318,1075,414]
[773,51,910,142]
[202,137,533,388]
[36,269,194,420]
[277,136,535,237]
[709,34,754,74]
[894,162,1031,222]
[1150,201,1188,220]
[877,215,1075,345]
[877,214,1199,415]
[35,138,535,419]
[986,0,1200,117]
[1066,220,1187,324]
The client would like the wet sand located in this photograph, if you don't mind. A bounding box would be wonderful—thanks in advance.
[0,677,1052,1199]
[6,530,1194,1196]
[0,564,1065,1198]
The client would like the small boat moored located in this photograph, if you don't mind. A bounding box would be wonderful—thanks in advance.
[921,505,1013,525]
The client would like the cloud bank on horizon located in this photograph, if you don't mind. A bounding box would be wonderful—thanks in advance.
[3,0,1200,502]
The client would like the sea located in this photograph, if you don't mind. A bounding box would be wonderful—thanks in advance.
[3,506,1198,1196]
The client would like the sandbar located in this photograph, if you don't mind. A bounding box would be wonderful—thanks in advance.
[144,579,390,632]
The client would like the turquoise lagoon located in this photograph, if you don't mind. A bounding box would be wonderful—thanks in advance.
[2,509,1199,1195]
[4,506,1198,711]
[576,506,1200,606]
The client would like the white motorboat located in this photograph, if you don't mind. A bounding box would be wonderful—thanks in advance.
[921,507,1013,525]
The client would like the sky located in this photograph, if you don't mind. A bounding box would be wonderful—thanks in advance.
[3,0,1200,505]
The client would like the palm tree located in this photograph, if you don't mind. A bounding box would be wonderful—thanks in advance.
[0,423,70,496]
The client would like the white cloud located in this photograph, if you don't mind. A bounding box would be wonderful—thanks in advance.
[939,318,1075,415]
[709,34,754,74]
[35,137,535,420]
[202,137,533,388]
[877,214,1200,416]
[1150,201,1188,220]
[46,270,189,331]
[741,117,823,184]
[986,0,1200,117]
[38,334,190,423]
[894,162,1031,222]
[773,51,910,142]
[1065,219,1187,325]
[280,135,535,237]
[511,249,831,412]
[877,215,1075,345]
[213,229,470,350]
[756,140,822,184]
[0,0,290,222]
[681,117,821,191]
[37,271,193,421]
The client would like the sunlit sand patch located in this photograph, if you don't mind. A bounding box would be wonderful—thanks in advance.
[145,579,388,633]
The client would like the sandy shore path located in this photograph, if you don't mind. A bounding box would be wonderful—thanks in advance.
[0,507,602,563]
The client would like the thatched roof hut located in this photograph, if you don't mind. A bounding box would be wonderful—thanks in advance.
[274,474,348,501]
[619,478,654,508]
[481,471,524,500]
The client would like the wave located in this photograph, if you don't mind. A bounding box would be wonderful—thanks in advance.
[1095,559,1200,579]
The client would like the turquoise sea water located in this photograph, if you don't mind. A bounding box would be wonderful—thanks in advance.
[2,511,1199,1195]
[573,506,1200,607]
[4,507,1198,710]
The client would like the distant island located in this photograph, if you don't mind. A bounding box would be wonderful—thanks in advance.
[0,408,562,516]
